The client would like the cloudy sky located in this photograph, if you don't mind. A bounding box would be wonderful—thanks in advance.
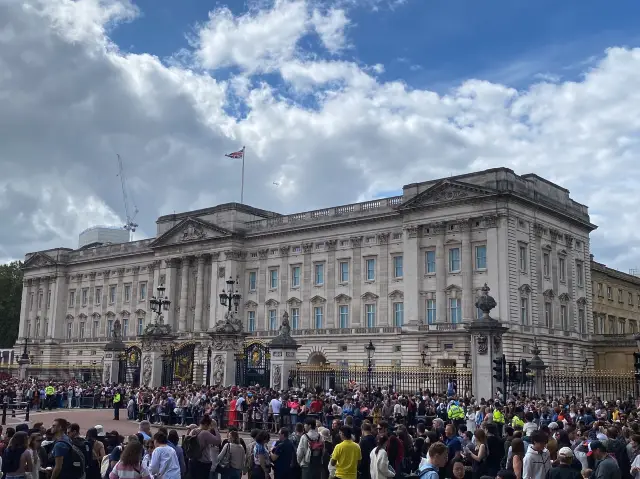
[1,0,639,271]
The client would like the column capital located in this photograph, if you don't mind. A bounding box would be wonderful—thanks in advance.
[302,242,314,253]
[89,272,97,280]
[349,236,363,248]
[258,248,269,260]
[279,246,290,257]
[224,250,243,261]
[325,239,338,250]
[195,253,208,264]
[403,225,420,239]
[210,252,221,261]
[164,258,180,268]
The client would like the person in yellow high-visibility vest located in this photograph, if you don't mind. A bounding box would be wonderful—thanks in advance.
[113,390,121,420]
[448,402,465,428]
[45,384,55,410]
[493,405,505,435]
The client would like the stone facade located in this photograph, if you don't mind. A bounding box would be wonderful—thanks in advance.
[15,168,599,376]
[591,259,640,371]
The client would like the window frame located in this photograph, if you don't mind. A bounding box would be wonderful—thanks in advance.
[247,311,256,332]
[543,253,550,277]
[393,256,403,279]
[475,245,487,270]
[365,303,376,328]
[393,302,404,327]
[291,266,301,288]
[518,244,528,273]
[365,258,376,281]
[426,299,436,325]
[269,269,279,290]
[314,263,325,286]
[339,261,349,283]
[339,305,349,329]
[248,271,257,291]
[448,247,461,273]
[139,282,147,301]
[425,250,436,274]
[313,306,323,329]
[449,298,461,324]
[559,256,566,282]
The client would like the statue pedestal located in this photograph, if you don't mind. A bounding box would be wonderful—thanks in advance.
[269,311,300,391]
[465,320,509,402]
[17,358,29,380]
[210,333,247,387]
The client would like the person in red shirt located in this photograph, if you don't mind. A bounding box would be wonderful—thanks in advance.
[309,396,323,414]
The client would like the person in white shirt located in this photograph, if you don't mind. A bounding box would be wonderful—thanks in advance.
[270,397,282,432]
[149,432,181,479]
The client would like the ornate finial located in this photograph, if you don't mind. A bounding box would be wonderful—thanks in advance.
[474,283,497,321]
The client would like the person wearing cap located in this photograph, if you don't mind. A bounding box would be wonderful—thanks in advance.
[546,447,581,479]
[588,440,621,479]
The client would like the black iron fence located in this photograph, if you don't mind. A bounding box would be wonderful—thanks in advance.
[542,370,635,402]
[291,365,472,395]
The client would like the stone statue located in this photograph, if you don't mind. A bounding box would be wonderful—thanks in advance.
[212,355,225,386]
[142,355,152,387]
[112,320,122,341]
[279,312,291,338]
[273,365,281,391]
[214,311,244,334]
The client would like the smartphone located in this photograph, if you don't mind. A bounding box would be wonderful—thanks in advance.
[271,440,277,449]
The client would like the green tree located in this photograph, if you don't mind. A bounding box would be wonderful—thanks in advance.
[0,261,23,348]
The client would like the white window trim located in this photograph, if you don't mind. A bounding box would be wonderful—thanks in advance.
[425,250,436,275]
[474,244,487,271]
[365,257,377,282]
[448,247,461,273]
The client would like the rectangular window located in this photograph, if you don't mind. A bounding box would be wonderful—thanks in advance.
[339,305,349,329]
[520,297,529,325]
[576,261,584,287]
[393,302,404,327]
[109,286,116,304]
[137,318,144,336]
[314,263,324,285]
[449,298,461,323]
[69,291,75,307]
[291,308,300,329]
[67,323,72,340]
[597,283,602,296]
[269,270,278,289]
[38,291,43,310]
[618,289,623,303]
[425,251,436,274]
[95,288,101,305]
[139,282,147,301]
[475,245,487,270]
[47,291,51,309]
[107,319,113,337]
[543,253,550,277]
[314,307,323,329]
[249,271,257,291]
[35,321,40,338]
[123,318,129,336]
[578,309,585,333]
[247,311,255,332]
[79,322,85,339]
[630,293,634,305]
[365,304,376,328]
[519,244,527,272]
[124,284,131,302]
[393,256,403,278]
[291,267,301,288]
[607,286,612,299]
[366,259,376,281]
[81,289,88,306]
[544,302,552,327]
[269,310,277,331]
[560,305,568,330]
[339,262,349,283]
[427,299,436,324]
[559,257,566,282]
[449,248,461,272]
[93,321,98,338]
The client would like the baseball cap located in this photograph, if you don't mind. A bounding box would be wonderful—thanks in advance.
[548,422,559,430]
[558,447,574,458]
[587,440,606,457]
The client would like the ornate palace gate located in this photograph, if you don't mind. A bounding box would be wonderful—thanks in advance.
[236,342,271,388]
[118,346,142,386]
[161,342,196,387]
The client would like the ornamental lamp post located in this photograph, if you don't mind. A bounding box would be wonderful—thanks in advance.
[365,340,375,400]
[149,285,171,323]
[421,344,430,367]
[219,277,242,314]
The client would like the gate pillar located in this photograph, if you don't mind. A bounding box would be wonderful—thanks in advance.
[104,320,125,384]
[140,315,176,388]
[269,312,300,392]
[209,312,249,387]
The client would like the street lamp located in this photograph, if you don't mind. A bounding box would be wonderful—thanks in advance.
[463,350,471,369]
[149,285,171,323]
[219,277,242,314]
[365,340,375,399]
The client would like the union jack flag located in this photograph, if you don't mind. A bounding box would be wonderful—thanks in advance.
[225,147,245,159]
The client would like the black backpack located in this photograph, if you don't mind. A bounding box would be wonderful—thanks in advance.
[183,431,203,460]
[52,440,85,479]
[2,447,26,474]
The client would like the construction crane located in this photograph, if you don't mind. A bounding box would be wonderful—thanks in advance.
[116,154,139,241]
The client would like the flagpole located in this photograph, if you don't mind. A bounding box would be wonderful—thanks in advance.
[240,146,246,204]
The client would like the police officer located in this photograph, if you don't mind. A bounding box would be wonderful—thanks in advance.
[45,383,55,410]
[447,400,465,429]
[113,389,121,420]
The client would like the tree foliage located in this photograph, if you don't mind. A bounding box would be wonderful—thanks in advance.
[0,261,23,348]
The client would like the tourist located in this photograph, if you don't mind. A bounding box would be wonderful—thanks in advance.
[2,431,34,479]
[370,434,394,479]
[270,428,295,479]
[523,430,552,479]
[588,440,621,479]
[418,442,448,479]
[185,415,221,479]
[297,418,323,479]
[330,426,361,479]
[109,441,150,479]
[149,432,180,479]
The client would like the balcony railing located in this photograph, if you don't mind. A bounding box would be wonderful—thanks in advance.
[249,326,402,338]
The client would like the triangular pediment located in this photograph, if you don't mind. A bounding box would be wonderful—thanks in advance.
[23,252,58,270]
[400,179,498,209]
[150,217,233,248]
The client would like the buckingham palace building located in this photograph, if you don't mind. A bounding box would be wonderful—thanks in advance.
[15,167,598,380]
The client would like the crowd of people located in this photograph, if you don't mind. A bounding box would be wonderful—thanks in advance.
[0,375,639,479]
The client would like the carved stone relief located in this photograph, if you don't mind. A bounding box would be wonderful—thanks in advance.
[212,355,225,386]
[476,334,488,355]
[142,355,152,387]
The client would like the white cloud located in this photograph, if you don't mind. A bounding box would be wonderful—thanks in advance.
[2,0,640,272]
[310,8,350,54]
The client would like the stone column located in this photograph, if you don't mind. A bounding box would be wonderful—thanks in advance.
[18,279,30,340]
[465,284,509,401]
[301,244,313,328]
[163,259,179,330]
[435,223,446,322]
[378,233,390,326]
[179,258,189,332]
[41,278,50,339]
[403,226,420,327]
[461,220,473,320]
[194,255,206,332]
[210,332,248,387]
[326,241,337,328]
[351,237,363,326]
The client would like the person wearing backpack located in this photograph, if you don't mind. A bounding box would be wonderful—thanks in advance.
[50,418,85,479]
[297,418,323,479]
[183,415,221,479]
